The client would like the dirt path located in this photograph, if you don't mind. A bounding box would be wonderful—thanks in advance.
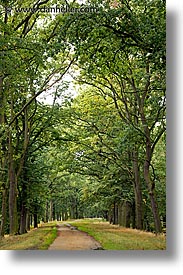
[48,224,103,250]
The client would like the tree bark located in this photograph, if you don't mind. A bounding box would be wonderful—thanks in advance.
[49,200,53,221]
[112,202,118,224]
[118,201,123,226]
[143,125,162,233]
[144,158,162,233]
[138,63,162,233]
[120,200,132,227]
[34,213,38,228]
[0,188,8,237]
[8,157,18,234]
[126,201,131,228]
[18,107,31,234]
[26,211,30,231]
[0,153,8,237]
[0,76,5,124]
[132,150,143,230]
[8,129,18,235]
[20,203,27,234]
[0,76,8,237]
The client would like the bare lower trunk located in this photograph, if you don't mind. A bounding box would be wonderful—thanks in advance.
[20,203,27,234]
[49,200,53,221]
[118,201,131,227]
[8,89,18,235]
[0,188,8,237]
[8,159,18,235]
[141,111,162,233]
[0,76,7,237]
[144,160,162,233]
[132,150,143,230]
[34,212,38,228]
[45,202,49,222]
[26,211,31,231]
[114,202,118,224]
[0,76,5,124]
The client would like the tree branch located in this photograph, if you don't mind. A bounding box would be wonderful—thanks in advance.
[9,58,75,126]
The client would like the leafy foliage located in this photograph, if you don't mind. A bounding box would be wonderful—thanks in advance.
[0,0,166,236]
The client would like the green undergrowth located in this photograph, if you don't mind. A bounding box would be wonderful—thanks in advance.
[0,222,57,250]
[69,218,166,250]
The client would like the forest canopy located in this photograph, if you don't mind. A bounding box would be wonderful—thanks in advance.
[0,0,166,236]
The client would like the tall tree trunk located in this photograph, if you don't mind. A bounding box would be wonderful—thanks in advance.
[0,153,8,237]
[8,138,18,235]
[26,211,30,231]
[0,76,4,125]
[132,150,143,230]
[143,126,162,233]
[131,200,136,228]
[0,76,8,237]
[70,205,74,219]
[75,203,78,219]
[0,187,8,237]
[125,201,131,228]
[8,88,18,235]
[61,210,65,221]
[108,207,113,224]
[112,202,118,224]
[139,83,162,233]
[19,167,28,234]
[144,159,162,233]
[20,203,27,234]
[45,202,49,222]
[118,201,123,226]
[17,107,30,234]
[49,200,53,221]
[34,213,38,228]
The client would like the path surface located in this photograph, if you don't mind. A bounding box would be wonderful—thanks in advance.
[48,224,103,250]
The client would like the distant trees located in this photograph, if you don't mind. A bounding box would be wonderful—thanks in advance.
[50,85,165,232]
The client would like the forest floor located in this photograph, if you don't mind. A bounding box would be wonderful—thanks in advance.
[0,219,166,250]
[48,223,102,250]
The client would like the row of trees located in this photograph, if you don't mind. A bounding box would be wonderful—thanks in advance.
[44,81,165,231]
[0,0,166,236]
[46,0,166,232]
[0,0,76,235]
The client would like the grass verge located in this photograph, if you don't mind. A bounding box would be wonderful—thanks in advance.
[0,222,57,250]
[69,219,166,250]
